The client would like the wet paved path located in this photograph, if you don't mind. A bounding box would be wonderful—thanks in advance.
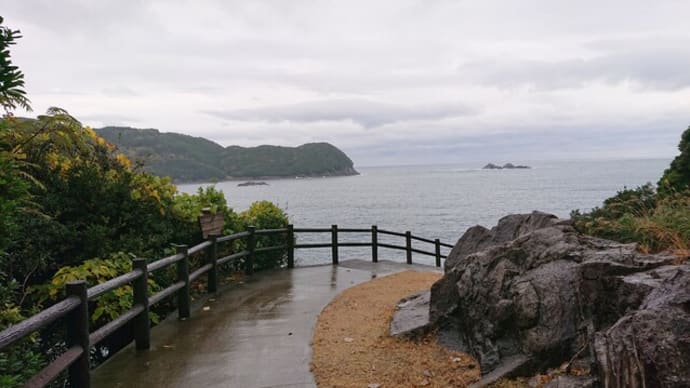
[91,260,440,388]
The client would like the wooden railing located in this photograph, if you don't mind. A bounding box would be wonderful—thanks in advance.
[0,224,453,388]
[294,225,453,267]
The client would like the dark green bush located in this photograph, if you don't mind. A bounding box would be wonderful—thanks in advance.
[571,184,658,242]
[658,125,690,195]
[238,201,289,271]
[572,126,690,255]
[0,304,44,388]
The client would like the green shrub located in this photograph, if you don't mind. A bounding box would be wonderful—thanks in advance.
[572,184,690,254]
[572,125,690,255]
[0,305,44,388]
[571,184,658,243]
[0,153,31,256]
[0,271,43,388]
[172,185,240,241]
[32,252,161,327]
[238,201,289,271]
[634,193,690,252]
[658,125,690,195]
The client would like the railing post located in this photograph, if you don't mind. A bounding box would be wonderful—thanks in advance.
[246,226,256,275]
[405,231,412,264]
[132,258,150,350]
[207,235,219,293]
[175,244,191,319]
[331,224,339,265]
[371,225,378,263]
[435,239,442,267]
[66,281,90,388]
[287,224,295,269]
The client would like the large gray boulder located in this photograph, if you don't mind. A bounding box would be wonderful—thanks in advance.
[443,211,561,271]
[425,212,688,387]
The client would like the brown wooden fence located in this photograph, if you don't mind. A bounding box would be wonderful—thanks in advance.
[0,224,453,388]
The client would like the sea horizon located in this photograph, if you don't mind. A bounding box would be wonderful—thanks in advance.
[179,158,669,265]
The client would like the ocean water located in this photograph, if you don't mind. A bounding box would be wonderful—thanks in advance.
[178,159,669,265]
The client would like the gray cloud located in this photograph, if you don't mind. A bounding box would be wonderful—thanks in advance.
[77,113,141,127]
[1,0,689,165]
[205,99,475,128]
[101,86,139,97]
[461,46,690,91]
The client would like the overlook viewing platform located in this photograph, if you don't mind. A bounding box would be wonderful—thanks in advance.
[0,225,453,388]
[92,259,440,388]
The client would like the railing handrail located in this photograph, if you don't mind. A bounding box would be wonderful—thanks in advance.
[0,224,453,388]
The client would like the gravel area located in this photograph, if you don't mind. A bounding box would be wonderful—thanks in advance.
[310,270,480,387]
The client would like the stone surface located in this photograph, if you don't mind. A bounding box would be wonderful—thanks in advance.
[443,211,561,271]
[593,266,690,388]
[389,290,432,337]
[426,211,688,387]
[469,355,532,388]
[543,375,596,388]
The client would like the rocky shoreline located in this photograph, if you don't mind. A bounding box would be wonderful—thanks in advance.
[391,212,689,387]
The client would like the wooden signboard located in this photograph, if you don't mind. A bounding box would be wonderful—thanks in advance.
[198,208,224,239]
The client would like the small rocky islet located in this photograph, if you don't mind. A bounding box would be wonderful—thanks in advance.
[237,181,268,187]
[483,162,531,169]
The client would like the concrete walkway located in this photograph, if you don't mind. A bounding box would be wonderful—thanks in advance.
[91,260,440,388]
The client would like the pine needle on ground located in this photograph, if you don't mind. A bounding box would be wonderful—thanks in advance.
[311,270,480,387]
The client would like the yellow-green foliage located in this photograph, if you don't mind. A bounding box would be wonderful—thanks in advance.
[33,253,160,327]
[239,201,290,271]
[1,108,187,279]
[173,185,240,234]
[573,186,690,254]
[573,127,690,256]
[239,200,289,230]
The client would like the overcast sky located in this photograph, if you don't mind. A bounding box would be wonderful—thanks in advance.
[2,0,689,166]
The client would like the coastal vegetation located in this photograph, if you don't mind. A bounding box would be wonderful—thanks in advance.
[572,125,690,255]
[96,126,358,182]
[0,18,288,387]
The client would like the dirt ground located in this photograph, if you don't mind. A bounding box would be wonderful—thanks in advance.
[310,270,480,387]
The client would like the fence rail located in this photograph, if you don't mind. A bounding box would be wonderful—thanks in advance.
[0,224,453,388]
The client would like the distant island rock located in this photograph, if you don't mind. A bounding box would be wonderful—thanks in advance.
[96,126,359,183]
[483,162,531,170]
[237,181,268,187]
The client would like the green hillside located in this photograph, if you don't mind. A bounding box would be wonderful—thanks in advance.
[96,126,358,182]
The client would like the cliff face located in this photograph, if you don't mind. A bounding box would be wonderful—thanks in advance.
[96,127,358,182]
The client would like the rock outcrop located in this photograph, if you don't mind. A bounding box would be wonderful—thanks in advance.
[415,211,689,387]
[389,291,433,338]
[237,181,269,187]
[483,163,531,170]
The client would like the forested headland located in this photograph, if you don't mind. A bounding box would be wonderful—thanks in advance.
[97,126,358,183]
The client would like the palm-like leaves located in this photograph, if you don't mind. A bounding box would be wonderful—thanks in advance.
[0,16,31,113]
